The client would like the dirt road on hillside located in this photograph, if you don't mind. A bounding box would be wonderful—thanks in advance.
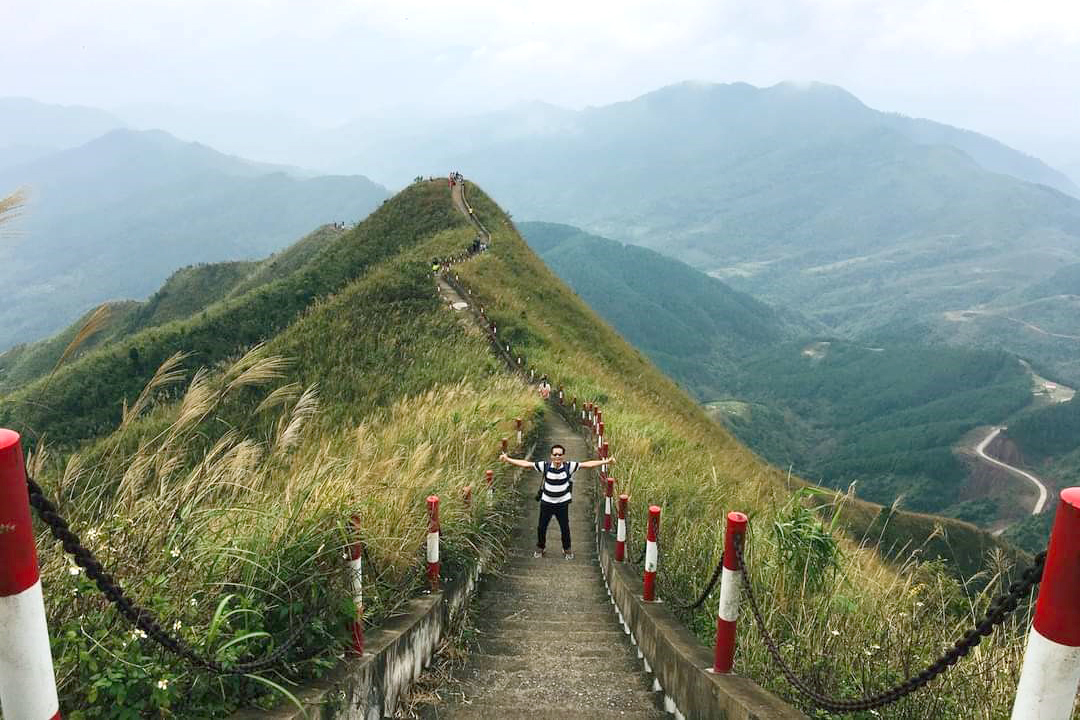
[974,427,1049,523]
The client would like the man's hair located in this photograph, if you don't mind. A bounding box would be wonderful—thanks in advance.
[550,444,566,454]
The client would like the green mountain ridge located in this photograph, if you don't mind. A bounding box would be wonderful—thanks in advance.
[0,128,387,351]
[13,180,1033,717]
[0,224,343,394]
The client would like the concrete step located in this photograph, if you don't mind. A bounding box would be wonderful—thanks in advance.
[463,652,649,676]
[475,614,623,632]
[453,664,656,693]
[435,707,669,720]
[444,683,663,714]
[472,636,635,658]
[474,589,612,610]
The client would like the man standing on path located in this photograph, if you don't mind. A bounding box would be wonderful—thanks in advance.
[500,445,615,560]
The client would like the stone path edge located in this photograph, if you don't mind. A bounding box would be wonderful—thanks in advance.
[230,439,540,720]
[595,520,808,720]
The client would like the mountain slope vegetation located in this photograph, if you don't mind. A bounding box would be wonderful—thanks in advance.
[15,182,1037,718]
[0,128,387,350]
[523,222,1033,523]
[440,82,1080,383]
[0,224,342,394]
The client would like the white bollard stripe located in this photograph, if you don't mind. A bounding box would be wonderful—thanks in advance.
[348,556,363,607]
[427,532,439,564]
[0,580,60,720]
[717,567,741,622]
[1011,627,1080,720]
[616,518,626,542]
[645,541,658,572]
[605,497,612,515]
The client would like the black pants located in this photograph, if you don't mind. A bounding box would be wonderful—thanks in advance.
[537,501,572,551]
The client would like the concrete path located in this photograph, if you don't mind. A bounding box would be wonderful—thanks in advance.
[423,412,665,719]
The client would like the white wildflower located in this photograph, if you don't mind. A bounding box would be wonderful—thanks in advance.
[170,547,181,558]
[157,679,169,690]
[69,566,82,576]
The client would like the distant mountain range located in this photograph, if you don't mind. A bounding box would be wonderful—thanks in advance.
[0,125,386,351]
[455,83,1080,383]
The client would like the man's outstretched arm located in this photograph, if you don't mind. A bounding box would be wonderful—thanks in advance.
[578,457,615,469]
[499,453,535,469]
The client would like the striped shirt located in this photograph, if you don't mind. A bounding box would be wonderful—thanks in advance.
[533,460,580,504]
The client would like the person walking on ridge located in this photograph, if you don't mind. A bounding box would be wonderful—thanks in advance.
[500,445,614,559]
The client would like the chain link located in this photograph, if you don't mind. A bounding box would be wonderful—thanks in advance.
[27,475,323,675]
[735,536,1045,713]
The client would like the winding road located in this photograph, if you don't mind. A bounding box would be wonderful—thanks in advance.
[975,426,1048,516]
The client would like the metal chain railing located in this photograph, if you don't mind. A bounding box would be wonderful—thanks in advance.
[735,536,1046,712]
[625,525,725,612]
[27,475,323,675]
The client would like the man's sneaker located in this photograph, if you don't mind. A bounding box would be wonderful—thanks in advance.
[564,551,574,560]
[533,549,545,558]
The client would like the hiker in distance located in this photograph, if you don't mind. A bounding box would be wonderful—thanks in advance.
[499,445,615,560]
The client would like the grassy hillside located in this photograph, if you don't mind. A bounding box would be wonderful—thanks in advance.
[0,224,342,394]
[17,182,1045,718]
[22,180,543,715]
[454,186,1037,718]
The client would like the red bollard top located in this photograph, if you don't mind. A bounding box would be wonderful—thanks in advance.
[596,410,602,424]
[485,469,494,485]
[516,418,522,429]
[350,515,364,561]
[617,494,628,519]
[1033,487,1080,646]
[602,442,610,459]
[605,477,615,497]
[723,511,748,572]
[427,495,440,533]
[647,506,661,541]
[0,429,38,596]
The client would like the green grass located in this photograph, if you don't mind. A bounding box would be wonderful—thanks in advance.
[12,181,1063,718]
[455,183,1051,719]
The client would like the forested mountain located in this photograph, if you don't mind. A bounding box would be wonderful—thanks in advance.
[460,82,1080,384]
[0,129,386,351]
[523,222,1033,519]
[521,221,815,398]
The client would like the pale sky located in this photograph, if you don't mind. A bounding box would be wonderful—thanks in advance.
[5,0,1080,163]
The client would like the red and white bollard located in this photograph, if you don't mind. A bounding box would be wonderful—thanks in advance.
[558,387,564,405]
[1010,487,1080,719]
[604,477,615,533]
[601,442,610,477]
[426,496,440,591]
[714,511,748,674]
[0,429,61,720]
[615,494,629,562]
[348,516,364,656]
[582,403,588,423]
[516,418,522,445]
[643,506,661,602]
[597,421,605,451]
[485,470,494,497]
